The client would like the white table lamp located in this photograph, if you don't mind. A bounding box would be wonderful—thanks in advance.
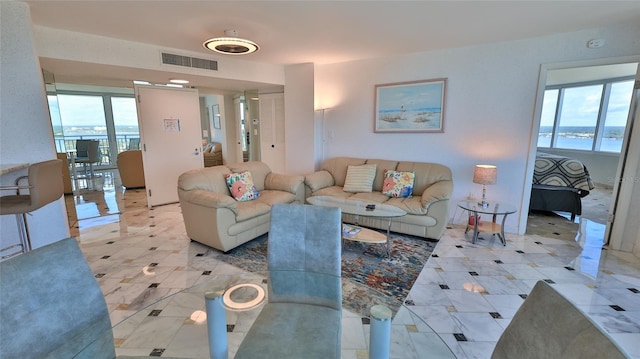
[473,164,497,208]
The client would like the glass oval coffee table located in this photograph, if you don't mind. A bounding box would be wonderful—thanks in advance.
[110,271,455,358]
[307,196,407,258]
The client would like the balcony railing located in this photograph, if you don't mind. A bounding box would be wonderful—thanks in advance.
[54,135,140,167]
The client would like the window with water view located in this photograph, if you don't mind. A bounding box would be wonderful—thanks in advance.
[49,93,140,167]
[537,78,633,153]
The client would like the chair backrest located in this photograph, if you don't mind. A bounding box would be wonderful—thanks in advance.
[117,150,146,188]
[491,280,629,359]
[76,139,101,161]
[27,159,64,210]
[127,137,140,150]
[0,238,116,359]
[267,204,342,310]
[56,153,73,194]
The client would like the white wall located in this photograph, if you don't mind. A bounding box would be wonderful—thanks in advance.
[284,63,316,175]
[0,2,69,252]
[315,20,640,234]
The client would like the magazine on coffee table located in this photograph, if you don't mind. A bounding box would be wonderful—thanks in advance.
[342,224,361,238]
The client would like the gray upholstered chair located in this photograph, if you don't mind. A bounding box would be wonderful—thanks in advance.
[0,159,63,258]
[491,280,630,359]
[75,139,101,178]
[0,237,186,359]
[234,204,343,359]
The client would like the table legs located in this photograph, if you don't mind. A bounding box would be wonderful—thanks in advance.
[465,211,508,246]
[343,216,393,259]
[384,217,392,258]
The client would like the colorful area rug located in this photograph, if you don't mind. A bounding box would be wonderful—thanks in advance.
[217,230,436,316]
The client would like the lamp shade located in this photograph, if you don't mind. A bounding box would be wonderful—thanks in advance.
[473,165,497,185]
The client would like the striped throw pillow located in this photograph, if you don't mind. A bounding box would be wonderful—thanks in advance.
[343,164,377,193]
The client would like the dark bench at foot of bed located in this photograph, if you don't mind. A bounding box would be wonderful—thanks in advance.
[529,184,585,221]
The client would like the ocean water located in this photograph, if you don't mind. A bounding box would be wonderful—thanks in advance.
[537,136,622,152]
[537,126,624,152]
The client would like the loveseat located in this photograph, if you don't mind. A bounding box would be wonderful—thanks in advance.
[178,161,305,252]
[203,142,223,167]
[305,157,453,240]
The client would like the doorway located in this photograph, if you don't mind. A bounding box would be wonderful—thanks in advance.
[232,91,261,162]
[527,60,640,246]
[47,90,140,168]
[135,85,203,207]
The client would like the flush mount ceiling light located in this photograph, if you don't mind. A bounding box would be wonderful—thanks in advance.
[169,78,189,84]
[203,29,259,55]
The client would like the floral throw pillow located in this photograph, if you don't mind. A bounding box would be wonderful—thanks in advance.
[382,170,415,198]
[225,171,260,202]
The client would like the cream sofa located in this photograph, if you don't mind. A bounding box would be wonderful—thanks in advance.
[305,157,453,240]
[178,161,305,252]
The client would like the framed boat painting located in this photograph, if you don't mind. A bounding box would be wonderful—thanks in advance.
[374,78,447,133]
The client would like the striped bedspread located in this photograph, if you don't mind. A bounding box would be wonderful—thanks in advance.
[533,152,595,192]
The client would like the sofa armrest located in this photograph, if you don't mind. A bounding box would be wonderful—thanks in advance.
[304,170,335,192]
[265,173,304,194]
[179,189,237,213]
[421,180,453,209]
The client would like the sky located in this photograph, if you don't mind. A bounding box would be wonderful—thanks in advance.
[540,80,633,127]
[50,94,138,127]
[377,81,444,112]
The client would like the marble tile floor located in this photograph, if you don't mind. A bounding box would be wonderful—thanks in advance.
[70,171,640,358]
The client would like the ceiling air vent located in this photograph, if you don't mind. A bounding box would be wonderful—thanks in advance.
[161,52,218,71]
[191,57,218,71]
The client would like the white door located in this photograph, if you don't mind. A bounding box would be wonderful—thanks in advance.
[259,93,285,173]
[607,65,640,250]
[135,86,203,207]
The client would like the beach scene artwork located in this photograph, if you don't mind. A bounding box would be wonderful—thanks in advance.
[375,78,446,133]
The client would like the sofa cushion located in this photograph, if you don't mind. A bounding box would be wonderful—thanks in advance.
[235,200,271,222]
[225,171,260,202]
[366,159,399,191]
[397,161,452,196]
[179,165,231,194]
[383,170,415,198]
[321,157,367,187]
[179,189,237,211]
[385,196,429,215]
[311,186,353,198]
[343,164,377,193]
[304,170,335,192]
[265,172,304,194]
[228,161,272,191]
[258,190,298,206]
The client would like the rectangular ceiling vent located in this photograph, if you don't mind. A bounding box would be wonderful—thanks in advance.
[161,52,218,71]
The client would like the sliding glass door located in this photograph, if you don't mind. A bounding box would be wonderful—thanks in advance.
[48,92,139,168]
